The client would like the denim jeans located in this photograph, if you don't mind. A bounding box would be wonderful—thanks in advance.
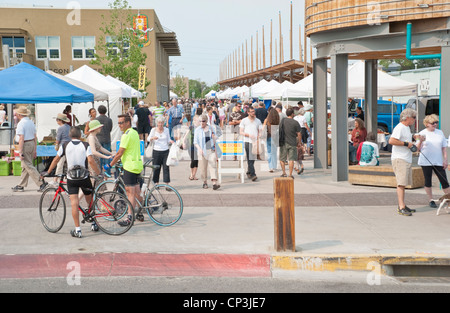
[245,142,256,177]
[266,137,277,170]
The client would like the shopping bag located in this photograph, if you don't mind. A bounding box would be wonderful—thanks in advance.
[166,144,180,167]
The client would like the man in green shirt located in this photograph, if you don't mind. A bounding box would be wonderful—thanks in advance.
[152,101,165,125]
[106,114,143,226]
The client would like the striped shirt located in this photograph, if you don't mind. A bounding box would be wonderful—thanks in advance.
[152,105,165,118]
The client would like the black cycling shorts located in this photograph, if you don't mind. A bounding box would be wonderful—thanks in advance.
[123,169,140,187]
[67,177,93,196]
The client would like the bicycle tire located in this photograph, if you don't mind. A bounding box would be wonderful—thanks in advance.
[95,179,126,197]
[145,184,183,226]
[39,187,66,233]
[92,191,135,236]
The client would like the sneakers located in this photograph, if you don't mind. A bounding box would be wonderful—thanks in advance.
[12,182,48,192]
[91,222,99,232]
[398,207,412,216]
[118,215,133,227]
[213,184,221,191]
[70,229,82,238]
[11,185,24,192]
[429,201,438,208]
[37,182,48,192]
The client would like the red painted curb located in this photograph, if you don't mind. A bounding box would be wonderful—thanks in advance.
[0,253,271,279]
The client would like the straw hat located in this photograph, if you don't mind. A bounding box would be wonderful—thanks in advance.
[88,120,104,132]
[56,113,70,123]
[16,106,31,116]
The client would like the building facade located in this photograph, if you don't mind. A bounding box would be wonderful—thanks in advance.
[0,7,180,103]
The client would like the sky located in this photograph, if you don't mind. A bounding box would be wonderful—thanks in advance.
[1,0,308,85]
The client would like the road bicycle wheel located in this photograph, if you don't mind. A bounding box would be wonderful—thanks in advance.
[92,191,134,236]
[95,179,126,196]
[39,187,66,233]
[145,184,183,226]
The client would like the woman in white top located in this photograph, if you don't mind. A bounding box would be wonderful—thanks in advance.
[416,114,450,208]
[0,104,6,125]
[148,116,174,184]
[218,102,226,128]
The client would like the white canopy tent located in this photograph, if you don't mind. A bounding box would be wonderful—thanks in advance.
[106,75,143,99]
[261,81,295,99]
[250,80,281,98]
[283,61,417,98]
[205,90,216,99]
[66,65,123,145]
[36,71,112,141]
[347,61,417,97]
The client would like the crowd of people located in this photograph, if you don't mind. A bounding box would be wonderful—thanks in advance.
[7,97,450,236]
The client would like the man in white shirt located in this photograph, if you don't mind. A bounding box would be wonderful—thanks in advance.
[388,108,418,216]
[42,127,101,238]
[12,106,47,192]
[240,107,262,182]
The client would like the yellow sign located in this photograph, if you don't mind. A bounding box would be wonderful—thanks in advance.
[217,141,244,156]
[138,65,146,91]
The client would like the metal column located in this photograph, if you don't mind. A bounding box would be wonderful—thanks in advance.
[441,46,450,136]
[364,60,378,135]
[331,54,348,182]
[313,58,328,169]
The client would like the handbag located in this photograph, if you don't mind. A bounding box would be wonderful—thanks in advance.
[145,141,154,158]
[166,144,180,167]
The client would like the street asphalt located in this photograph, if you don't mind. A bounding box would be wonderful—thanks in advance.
[1,152,450,280]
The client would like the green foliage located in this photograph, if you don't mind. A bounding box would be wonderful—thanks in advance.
[172,74,187,98]
[91,0,150,91]
[379,58,440,71]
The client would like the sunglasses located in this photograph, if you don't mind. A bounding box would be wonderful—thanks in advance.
[430,122,439,126]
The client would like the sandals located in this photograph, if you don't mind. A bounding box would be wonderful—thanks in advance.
[189,176,199,180]
[202,183,208,189]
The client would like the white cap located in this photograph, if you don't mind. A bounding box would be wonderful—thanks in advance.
[138,101,145,106]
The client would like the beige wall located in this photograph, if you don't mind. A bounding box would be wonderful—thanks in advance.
[0,7,174,103]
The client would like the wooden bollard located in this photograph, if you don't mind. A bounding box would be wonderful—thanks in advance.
[273,177,295,252]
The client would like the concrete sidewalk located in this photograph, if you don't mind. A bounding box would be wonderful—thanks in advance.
[1,155,450,279]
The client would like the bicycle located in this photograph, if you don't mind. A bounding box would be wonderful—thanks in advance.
[39,174,135,236]
[98,159,183,227]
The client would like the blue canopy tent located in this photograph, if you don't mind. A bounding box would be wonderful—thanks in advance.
[0,62,94,104]
[0,62,94,150]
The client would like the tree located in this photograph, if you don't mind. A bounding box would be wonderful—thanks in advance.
[172,74,187,98]
[91,0,150,91]
[379,58,440,71]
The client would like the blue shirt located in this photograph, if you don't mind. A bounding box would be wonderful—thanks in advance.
[167,104,184,119]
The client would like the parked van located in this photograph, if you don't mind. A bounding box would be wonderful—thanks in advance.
[405,96,440,131]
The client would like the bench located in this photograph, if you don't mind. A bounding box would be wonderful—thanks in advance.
[348,164,425,189]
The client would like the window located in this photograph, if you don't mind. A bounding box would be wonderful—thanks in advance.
[1,36,26,56]
[71,36,95,60]
[35,36,60,60]
[106,36,129,58]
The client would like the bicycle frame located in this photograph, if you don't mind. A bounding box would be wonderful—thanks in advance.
[45,175,115,222]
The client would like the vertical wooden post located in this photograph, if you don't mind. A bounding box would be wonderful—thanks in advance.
[274,178,295,252]
[290,1,293,60]
[270,19,273,67]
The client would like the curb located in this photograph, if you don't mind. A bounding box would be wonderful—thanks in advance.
[2,253,450,279]
[271,253,450,276]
